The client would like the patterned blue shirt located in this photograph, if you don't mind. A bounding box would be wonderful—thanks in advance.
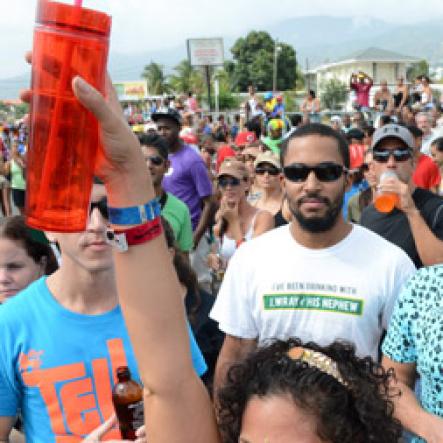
[383,265,443,443]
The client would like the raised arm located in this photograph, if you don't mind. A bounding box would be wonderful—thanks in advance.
[72,76,220,443]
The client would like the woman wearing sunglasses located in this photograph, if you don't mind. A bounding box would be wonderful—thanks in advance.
[250,151,284,218]
[208,159,274,278]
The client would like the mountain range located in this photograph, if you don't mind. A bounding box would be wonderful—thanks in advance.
[1,15,443,99]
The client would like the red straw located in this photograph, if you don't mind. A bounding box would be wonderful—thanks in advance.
[74,0,83,6]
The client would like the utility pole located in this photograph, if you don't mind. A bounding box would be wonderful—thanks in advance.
[205,65,212,111]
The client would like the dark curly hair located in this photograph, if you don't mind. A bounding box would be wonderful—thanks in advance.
[217,339,402,443]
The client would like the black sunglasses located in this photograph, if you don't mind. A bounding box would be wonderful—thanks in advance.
[372,148,412,163]
[146,155,165,166]
[283,162,346,183]
[203,148,216,155]
[360,163,370,172]
[218,176,241,188]
[255,167,280,176]
[89,197,108,219]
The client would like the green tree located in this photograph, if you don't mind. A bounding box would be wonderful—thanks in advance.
[229,31,298,91]
[295,64,305,91]
[0,102,29,121]
[169,59,204,95]
[321,78,348,110]
[212,69,240,110]
[141,61,170,95]
[407,60,430,82]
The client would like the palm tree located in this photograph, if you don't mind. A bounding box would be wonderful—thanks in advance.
[169,60,204,95]
[141,62,170,95]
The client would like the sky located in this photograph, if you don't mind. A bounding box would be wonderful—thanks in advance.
[1,0,443,79]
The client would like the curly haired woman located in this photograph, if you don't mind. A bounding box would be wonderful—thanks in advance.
[217,339,402,443]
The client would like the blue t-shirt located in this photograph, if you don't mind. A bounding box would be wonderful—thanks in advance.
[0,277,206,442]
[382,265,443,443]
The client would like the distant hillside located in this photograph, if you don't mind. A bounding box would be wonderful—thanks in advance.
[2,15,443,99]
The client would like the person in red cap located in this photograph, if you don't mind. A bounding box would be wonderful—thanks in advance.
[234,130,257,148]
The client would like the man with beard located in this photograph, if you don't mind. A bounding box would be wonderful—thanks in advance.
[210,123,415,392]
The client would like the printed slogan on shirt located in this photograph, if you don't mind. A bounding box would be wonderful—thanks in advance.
[263,293,364,316]
[19,338,128,441]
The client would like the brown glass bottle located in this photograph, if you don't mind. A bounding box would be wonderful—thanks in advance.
[112,366,144,440]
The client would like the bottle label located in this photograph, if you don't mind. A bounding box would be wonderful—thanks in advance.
[128,400,144,430]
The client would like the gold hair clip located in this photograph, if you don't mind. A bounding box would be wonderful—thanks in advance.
[287,347,347,387]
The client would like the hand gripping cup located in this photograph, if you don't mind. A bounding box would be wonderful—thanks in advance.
[374,171,400,213]
[26,0,111,232]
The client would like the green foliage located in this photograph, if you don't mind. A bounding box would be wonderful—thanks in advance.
[282,91,297,112]
[229,31,298,92]
[276,43,298,91]
[141,62,170,95]
[169,60,205,95]
[0,102,29,121]
[14,103,29,119]
[211,69,240,110]
[295,64,305,91]
[407,60,430,82]
[320,78,348,110]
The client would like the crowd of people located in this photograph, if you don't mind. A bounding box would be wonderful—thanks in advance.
[0,64,443,443]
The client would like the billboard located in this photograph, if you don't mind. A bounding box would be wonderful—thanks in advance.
[187,38,224,67]
[113,81,148,101]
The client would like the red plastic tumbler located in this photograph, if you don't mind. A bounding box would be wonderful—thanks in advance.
[26,0,111,232]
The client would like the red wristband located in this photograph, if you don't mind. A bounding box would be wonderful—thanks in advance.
[106,217,163,252]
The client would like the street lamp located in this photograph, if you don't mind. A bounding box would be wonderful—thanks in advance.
[273,39,282,92]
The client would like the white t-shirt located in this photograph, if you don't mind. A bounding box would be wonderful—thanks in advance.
[210,224,416,360]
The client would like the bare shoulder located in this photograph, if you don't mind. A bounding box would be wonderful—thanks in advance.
[253,209,275,235]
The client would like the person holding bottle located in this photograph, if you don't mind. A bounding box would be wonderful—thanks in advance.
[360,124,443,267]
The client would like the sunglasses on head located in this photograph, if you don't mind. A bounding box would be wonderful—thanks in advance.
[283,162,346,183]
[218,176,242,188]
[145,155,165,166]
[255,166,280,176]
[372,148,412,163]
[89,197,108,219]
